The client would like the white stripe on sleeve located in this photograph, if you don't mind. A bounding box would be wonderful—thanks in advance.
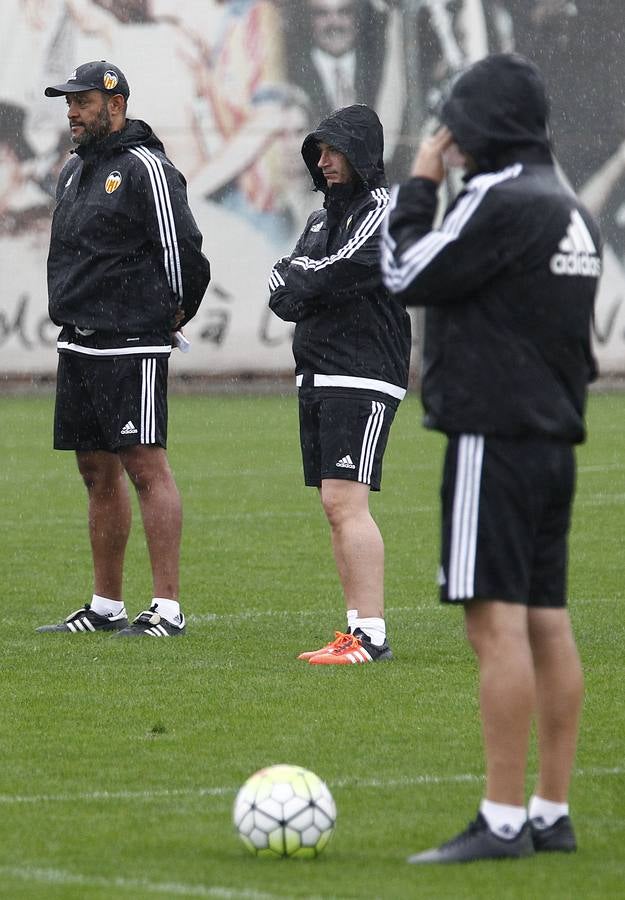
[382,166,522,293]
[268,268,285,291]
[291,188,389,274]
[129,147,183,301]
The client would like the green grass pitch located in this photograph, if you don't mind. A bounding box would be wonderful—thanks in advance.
[0,390,623,899]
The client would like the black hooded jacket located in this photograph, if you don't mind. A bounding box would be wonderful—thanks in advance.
[48,119,210,356]
[268,105,411,402]
[382,54,601,442]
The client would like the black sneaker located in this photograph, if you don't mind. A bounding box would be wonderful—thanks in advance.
[114,609,186,637]
[36,604,128,633]
[531,815,577,852]
[308,627,392,665]
[407,813,535,864]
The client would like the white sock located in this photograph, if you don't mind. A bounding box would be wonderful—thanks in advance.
[346,609,358,633]
[352,616,386,646]
[528,795,569,828]
[151,597,182,625]
[91,594,125,617]
[480,799,527,839]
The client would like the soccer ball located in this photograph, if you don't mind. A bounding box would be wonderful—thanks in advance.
[233,764,336,859]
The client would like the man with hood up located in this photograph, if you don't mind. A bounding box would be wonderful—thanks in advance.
[382,54,601,862]
[269,104,411,665]
[38,61,211,638]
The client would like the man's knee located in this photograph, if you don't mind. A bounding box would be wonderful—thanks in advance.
[320,479,369,526]
[465,600,529,657]
[76,451,123,492]
[320,487,347,525]
[528,608,577,656]
[119,445,174,493]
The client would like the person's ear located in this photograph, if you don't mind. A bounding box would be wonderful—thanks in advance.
[108,94,126,118]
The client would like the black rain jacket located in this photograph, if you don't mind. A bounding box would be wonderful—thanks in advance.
[48,119,210,356]
[268,104,411,403]
[382,54,601,442]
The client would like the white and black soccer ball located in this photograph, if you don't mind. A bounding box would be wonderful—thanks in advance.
[233,764,336,858]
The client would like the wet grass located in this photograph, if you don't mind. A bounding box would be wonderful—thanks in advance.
[0,391,624,899]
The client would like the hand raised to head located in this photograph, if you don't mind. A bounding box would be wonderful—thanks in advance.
[410,127,456,184]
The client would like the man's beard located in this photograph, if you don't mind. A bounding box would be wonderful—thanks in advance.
[71,104,112,146]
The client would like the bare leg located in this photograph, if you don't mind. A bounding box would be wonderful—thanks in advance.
[119,445,181,601]
[464,600,535,806]
[76,450,131,600]
[528,608,583,802]
[319,479,384,618]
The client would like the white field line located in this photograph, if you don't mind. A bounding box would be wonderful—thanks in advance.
[5,505,438,528]
[11,492,625,528]
[188,605,433,624]
[576,494,625,506]
[578,463,625,472]
[14,494,625,529]
[0,866,289,900]
[180,505,437,521]
[2,772,623,899]
[178,495,625,517]
[0,766,622,807]
[186,596,619,625]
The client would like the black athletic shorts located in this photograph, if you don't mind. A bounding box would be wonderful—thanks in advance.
[440,434,575,607]
[54,353,168,452]
[298,391,397,491]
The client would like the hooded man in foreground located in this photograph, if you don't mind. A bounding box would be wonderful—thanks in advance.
[382,54,601,862]
[269,104,411,665]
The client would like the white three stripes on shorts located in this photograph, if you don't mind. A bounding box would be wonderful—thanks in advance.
[358,401,386,484]
[449,435,484,600]
[141,359,157,444]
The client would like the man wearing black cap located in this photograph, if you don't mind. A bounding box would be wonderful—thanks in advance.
[382,54,601,861]
[38,61,211,638]
[268,104,411,665]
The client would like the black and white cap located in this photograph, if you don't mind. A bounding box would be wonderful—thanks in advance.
[45,61,130,99]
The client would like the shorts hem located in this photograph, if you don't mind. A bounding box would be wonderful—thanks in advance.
[440,594,567,608]
[321,472,380,491]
